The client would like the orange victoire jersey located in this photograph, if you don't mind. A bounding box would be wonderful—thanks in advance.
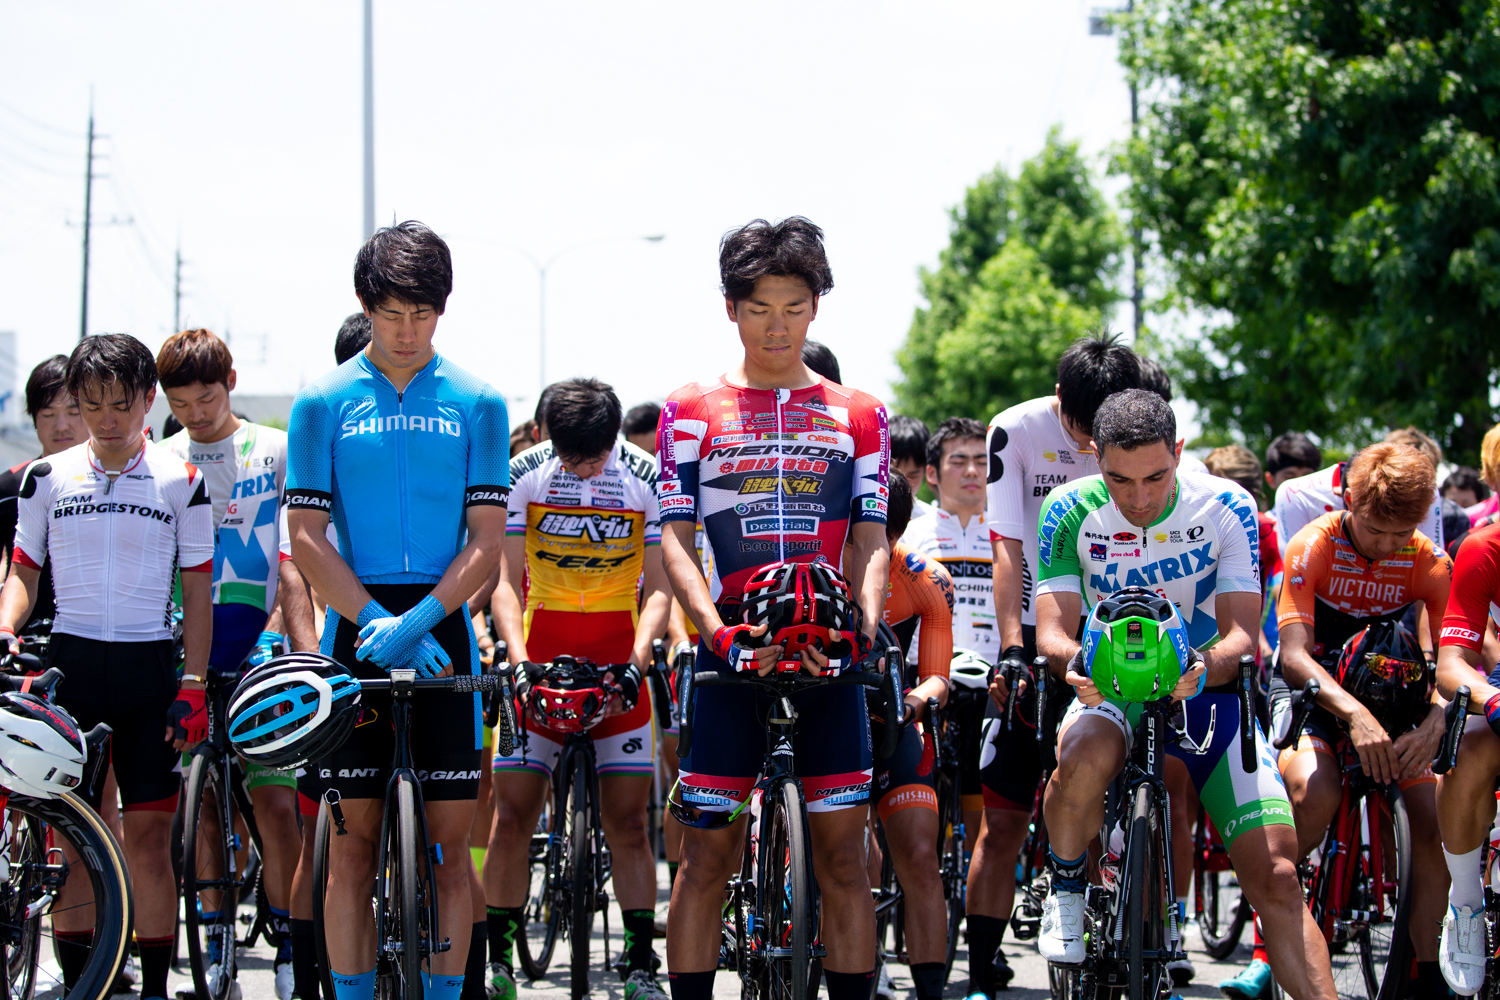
[883,541,955,683]
[1277,511,1451,658]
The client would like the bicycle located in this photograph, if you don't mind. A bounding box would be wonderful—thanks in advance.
[508,656,625,1000]
[1008,657,1054,947]
[676,655,901,1000]
[1049,654,1259,1000]
[176,662,275,1000]
[0,660,132,1000]
[1263,676,1414,1000]
[313,664,518,1000]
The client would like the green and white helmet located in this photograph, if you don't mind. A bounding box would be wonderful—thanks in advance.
[1081,587,1192,703]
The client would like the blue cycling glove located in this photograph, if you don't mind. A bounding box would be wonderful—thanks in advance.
[357,600,395,628]
[357,595,449,671]
[247,630,286,668]
[407,634,452,678]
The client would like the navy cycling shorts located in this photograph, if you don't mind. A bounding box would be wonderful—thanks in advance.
[315,583,484,802]
[210,602,268,674]
[678,642,872,814]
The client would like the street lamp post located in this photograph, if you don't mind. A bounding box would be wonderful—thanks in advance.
[1091,1,1143,341]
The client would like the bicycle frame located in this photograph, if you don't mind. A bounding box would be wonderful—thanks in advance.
[1309,756,1391,941]
[1107,700,1184,961]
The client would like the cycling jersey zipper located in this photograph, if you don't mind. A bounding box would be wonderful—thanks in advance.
[370,360,432,577]
[775,388,789,562]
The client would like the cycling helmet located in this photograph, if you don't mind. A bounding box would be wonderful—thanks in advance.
[1333,621,1431,738]
[1081,587,1191,703]
[739,558,863,662]
[949,650,992,691]
[529,658,609,733]
[0,692,86,798]
[227,653,362,769]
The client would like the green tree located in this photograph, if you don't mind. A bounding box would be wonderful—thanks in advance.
[1122,0,1500,461]
[895,128,1123,427]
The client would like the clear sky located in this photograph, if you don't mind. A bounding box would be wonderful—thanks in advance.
[0,1,1136,426]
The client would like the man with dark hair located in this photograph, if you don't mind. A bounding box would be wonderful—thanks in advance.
[658,217,889,1000]
[968,335,1144,996]
[157,328,301,998]
[801,339,841,384]
[0,333,215,1000]
[622,402,662,455]
[889,414,931,506]
[485,377,671,1000]
[1264,431,1322,493]
[1444,467,1490,510]
[335,312,374,367]
[1031,388,1335,998]
[287,223,509,1000]
[0,355,84,628]
[1137,356,1171,401]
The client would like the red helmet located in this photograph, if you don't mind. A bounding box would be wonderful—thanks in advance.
[527,657,609,733]
[739,558,863,661]
[1333,620,1431,737]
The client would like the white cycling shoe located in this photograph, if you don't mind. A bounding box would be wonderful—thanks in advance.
[1038,889,1085,964]
[874,965,897,1000]
[273,961,295,1000]
[1440,904,1487,996]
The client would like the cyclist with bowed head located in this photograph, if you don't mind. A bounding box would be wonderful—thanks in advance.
[0,334,216,1000]
[1032,389,1336,999]
[484,377,671,1000]
[657,217,890,1000]
[1430,516,1500,993]
[969,332,1142,998]
[285,222,509,1000]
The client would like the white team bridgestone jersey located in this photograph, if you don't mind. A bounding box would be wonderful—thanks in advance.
[1034,471,1261,649]
[903,505,998,663]
[14,441,215,642]
[165,423,287,612]
[984,396,1100,627]
[1271,462,1442,561]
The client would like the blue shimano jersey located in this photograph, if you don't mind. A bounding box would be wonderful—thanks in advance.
[285,351,510,584]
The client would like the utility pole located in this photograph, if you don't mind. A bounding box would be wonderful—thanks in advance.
[1091,1,1143,340]
[362,0,375,239]
[174,244,183,332]
[79,97,96,342]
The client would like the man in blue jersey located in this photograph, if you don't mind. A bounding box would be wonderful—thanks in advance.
[286,222,510,1000]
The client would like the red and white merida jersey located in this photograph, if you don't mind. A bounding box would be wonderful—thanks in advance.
[14,441,215,642]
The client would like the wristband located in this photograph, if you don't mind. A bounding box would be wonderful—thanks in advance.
[181,674,207,685]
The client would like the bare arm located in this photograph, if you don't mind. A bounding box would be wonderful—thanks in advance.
[179,570,212,681]
[491,534,529,662]
[277,558,319,653]
[629,544,673,669]
[1035,589,1083,679]
[0,563,39,648]
[1438,642,1497,707]
[468,565,501,618]
[1201,591,1259,688]
[991,537,1025,651]
[288,509,375,623]
[846,520,891,643]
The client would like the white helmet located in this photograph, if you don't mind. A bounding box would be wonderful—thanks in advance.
[949,649,992,691]
[0,692,86,798]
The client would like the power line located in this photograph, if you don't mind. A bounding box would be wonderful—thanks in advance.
[0,96,87,139]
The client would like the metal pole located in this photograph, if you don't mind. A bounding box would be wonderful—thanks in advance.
[79,99,94,342]
[1128,0,1143,341]
[174,245,182,332]
[362,0,375,239]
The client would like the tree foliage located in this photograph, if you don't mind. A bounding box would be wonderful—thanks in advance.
[895,129,1123,427]
[1123,0,1500,461]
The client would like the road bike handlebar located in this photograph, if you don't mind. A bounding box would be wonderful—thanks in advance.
[1272,678,1321,752]
[1033,656,1056,773]
[1238,654,1258,773]
[680,668,896,760]
[1433,684,1471,776]
[361,665,520,755]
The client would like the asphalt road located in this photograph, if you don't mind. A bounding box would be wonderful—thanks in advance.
[203,860,1256,1000]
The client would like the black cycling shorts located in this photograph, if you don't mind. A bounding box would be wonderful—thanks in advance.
[872,715,936,820]
[977,624,1069,812]
[315,583,484,802]
[46,633,181,811]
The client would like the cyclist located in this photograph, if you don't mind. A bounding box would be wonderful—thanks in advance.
[623,401,661,455]
[0,333,216,1000]
[285,222,509,1000]
[1435,517,1500,994]
[1233,442,1452,997]
[872,472,953,1000]
[889,414,932,522]
[658,216,890,1000]
[1033,389,1336,1000]
[484,377,671,1000]
[972,332,1142,997]
[158,326,302,998]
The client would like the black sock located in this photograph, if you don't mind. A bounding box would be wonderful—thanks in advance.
[911,962,945,1000]
[486,906,521,974]
[291,918,320,1000]
[1047,847,1088,893]
[823,969,875,1000]
[271,907,293,964]
[55,930,93,990]
[622,909,656,974]
[966,913,1009,996]
[667,970,714,1000]
[461,923,487,1000]
[667,862,679,893]
[1416,961,1450,995]
[139,935,173,1000]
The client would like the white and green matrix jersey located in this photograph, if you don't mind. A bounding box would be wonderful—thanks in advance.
[1035,471,1261,649]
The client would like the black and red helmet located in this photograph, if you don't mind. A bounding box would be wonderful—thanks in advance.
[738,558,863,661]
[1333,620,1432,737]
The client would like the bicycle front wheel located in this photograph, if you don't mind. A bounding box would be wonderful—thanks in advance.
[11,792,132,1000]
[757,780,812,1000]
[1123,783,1167,1000]
[1194,807,1248,960]
[183,752,240,1000]
[516,791,560,979]
[313,796,334,1000]
[565,751,594,1000]
[1353,784,1413,1000]
[386,774,424,1000]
